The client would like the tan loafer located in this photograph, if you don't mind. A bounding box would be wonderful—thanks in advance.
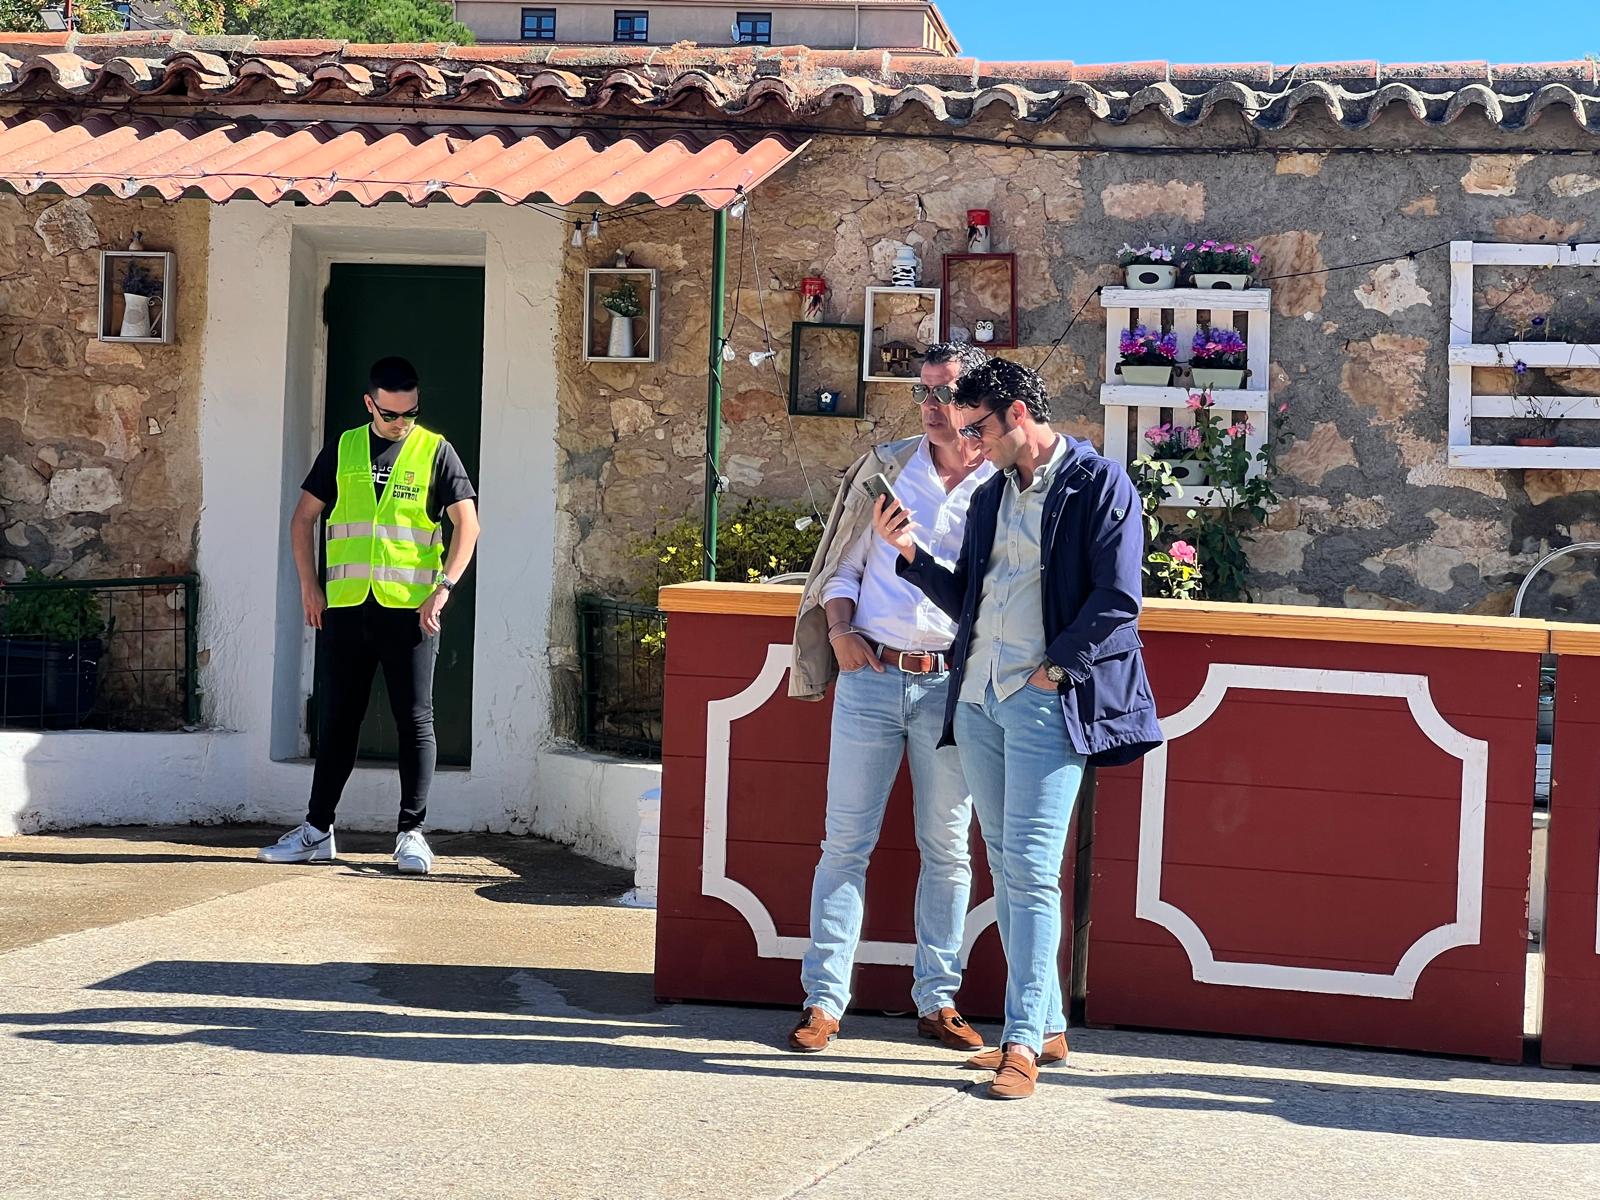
[987,1047,1039,1100]
[916,1006,985,1051]
[964,1031,1068,1070]
[786,1006,840,1052]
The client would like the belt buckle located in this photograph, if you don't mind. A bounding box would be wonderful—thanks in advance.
[897,650,928,674]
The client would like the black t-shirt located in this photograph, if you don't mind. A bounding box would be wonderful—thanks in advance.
[301,429,476,525]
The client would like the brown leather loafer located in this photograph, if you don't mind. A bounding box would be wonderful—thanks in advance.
[987,1047,1039,1100]
[786,1006,840,1052]
[916,1007,984,1051]
[964,1030,1068,1070]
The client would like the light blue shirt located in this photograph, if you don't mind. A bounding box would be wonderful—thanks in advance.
[960,435,1068,704]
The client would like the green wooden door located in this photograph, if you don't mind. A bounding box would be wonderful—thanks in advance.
[316,263,484,768]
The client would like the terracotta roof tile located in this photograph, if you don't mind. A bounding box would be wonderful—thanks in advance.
[0,110,805,209]
[0,37,1592,136]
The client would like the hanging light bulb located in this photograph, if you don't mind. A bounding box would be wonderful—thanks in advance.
[748,348,777,368]
[727,189,748,220]
[721,342,736,363]
[588,211,602,242]
[570,219,585,248]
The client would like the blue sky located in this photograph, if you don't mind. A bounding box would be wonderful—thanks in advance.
[938,1,1599,65]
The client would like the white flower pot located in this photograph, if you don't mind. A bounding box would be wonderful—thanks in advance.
[1193,273,1251,290]
[1163,458,1209,487]
[120,293,158,339]
[1188,366,1246,390]
[1119,364,1173,386]
[607,311,636,358]
[1125,265,1178,290]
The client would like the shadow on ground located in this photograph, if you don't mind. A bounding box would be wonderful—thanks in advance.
[0,825,633,906]
[0,959,1594,1140]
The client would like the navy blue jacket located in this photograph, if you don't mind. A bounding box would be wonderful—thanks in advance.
[897,436,1163,768]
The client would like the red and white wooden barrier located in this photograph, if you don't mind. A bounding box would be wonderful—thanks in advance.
[653,584,1589,1064]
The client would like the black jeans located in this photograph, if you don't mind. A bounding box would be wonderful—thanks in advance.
[307,599,439,834]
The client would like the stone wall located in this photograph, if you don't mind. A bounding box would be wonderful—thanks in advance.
[0,195,207,583]
[555,121,1600,628]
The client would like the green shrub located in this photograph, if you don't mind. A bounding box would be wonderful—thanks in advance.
[632,499,822,600]
[2,569,108,641]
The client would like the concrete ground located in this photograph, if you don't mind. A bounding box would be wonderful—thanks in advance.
[1,828,1596,1200]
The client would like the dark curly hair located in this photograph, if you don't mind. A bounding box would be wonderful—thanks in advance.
[953,357,1051,422]
[922,341,989,374]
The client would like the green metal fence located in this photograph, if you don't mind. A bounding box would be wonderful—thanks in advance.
[0,574,199,730]
[577,594,665,759]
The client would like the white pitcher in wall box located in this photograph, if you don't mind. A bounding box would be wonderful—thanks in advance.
[120,294,159,339]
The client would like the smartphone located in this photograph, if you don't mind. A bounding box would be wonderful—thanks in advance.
[860,472,897,506]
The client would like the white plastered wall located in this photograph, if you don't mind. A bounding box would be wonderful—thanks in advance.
[0,200,653,858]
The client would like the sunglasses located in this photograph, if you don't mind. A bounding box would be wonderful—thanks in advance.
[373,405,420,423]
[956,408,1002,441]
[910,383,955,405]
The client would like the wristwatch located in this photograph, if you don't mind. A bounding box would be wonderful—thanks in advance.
[1043,660,1068,684]
[434,573,455,591]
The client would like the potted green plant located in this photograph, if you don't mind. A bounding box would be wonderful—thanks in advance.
[1179,240,1261,289]
[1508,358,1574,447]
[1117,325,1179,386]
[1188,327,1249,390]
[0,569,108,728]
[1118,242,1178,290]
[602,278,644,358]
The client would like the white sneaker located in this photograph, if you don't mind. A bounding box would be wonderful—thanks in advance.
[394,829,434,875]
[258,822,336,864]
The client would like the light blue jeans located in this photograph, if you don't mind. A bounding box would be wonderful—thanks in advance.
[802,663,974,1020]
[954,680,1088,1053]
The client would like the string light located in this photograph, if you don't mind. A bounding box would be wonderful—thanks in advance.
[588,211,602,241]
[727,187,748,220]
[570,218,585,247]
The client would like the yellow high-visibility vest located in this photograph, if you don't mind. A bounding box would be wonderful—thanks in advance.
[324,424,444,609]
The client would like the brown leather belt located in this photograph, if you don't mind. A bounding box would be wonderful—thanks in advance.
[875,644,950,674]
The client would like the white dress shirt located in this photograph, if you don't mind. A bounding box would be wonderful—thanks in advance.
[822,438,994,651]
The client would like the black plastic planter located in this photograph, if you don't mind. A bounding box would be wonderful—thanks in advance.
[0,638,102,729]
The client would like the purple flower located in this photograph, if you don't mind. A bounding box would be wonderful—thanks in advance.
[1514,360,1529,375]
[1533,316,1546,327]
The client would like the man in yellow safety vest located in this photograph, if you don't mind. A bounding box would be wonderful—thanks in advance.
[259,356,480,875]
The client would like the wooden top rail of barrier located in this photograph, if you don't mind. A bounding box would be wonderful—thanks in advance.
[658,582,1600,654]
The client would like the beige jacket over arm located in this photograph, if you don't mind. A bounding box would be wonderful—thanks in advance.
[788,436,922,701]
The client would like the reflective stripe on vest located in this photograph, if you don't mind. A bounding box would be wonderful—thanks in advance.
[324,424,445,609]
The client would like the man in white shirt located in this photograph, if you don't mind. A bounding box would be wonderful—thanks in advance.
[786,343,995,1053]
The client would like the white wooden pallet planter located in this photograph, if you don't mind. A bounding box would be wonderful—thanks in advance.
[1448,241,1600,469]
[1099,286,1272,508]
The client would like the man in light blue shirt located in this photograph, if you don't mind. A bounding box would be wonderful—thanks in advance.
[785,343,995,1053]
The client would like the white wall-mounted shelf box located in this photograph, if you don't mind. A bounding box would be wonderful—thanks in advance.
[583,267,660,364]
[97,250,175,344]
[863,286,942,383]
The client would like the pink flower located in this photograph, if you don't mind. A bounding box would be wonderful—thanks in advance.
[1185,427,1203,449]
[1169,541,1197,565]
[1278,402,1289,414]
[1222,243,1236,252]
[1185,393,1204,410]
[1227,423,1244,437]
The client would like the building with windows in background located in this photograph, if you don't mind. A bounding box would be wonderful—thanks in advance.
[452,0,960,53]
